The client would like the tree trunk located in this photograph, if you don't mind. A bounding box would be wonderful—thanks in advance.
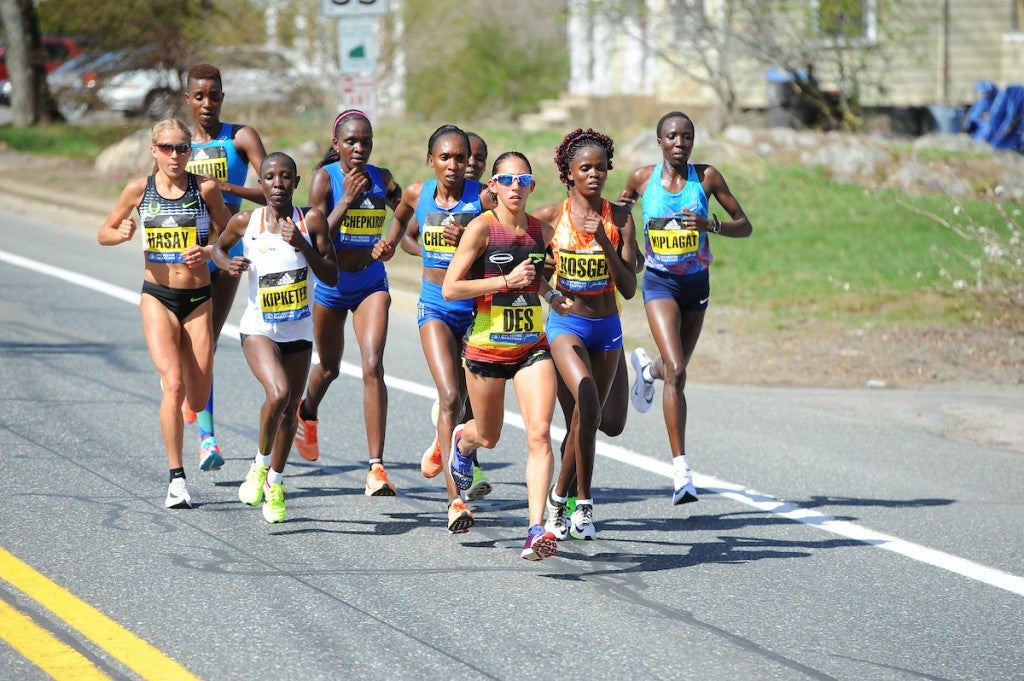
[0,0,60,125]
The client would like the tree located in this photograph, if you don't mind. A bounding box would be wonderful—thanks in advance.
[0,0,60,125]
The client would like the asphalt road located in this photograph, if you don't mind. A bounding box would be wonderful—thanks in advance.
[1,204,1021,680]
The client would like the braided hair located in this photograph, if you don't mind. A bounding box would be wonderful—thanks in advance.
[553,128,614,187]
[317,109,372,169]
[426,124,470,161]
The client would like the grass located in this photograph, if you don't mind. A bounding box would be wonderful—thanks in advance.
[2,111,1015,328]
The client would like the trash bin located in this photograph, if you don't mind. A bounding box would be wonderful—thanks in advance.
[928,105,964,134]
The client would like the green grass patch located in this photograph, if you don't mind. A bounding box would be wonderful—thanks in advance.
[0,121,135,160]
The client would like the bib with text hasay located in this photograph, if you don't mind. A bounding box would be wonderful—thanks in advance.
[141,173,211,264]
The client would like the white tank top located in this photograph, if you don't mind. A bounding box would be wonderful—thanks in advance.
[238,207,314,342]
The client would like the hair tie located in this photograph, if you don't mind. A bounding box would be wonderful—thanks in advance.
[332,108,368,135]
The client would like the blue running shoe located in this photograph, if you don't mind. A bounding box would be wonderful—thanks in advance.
[521,524,558,561]
[448,424,475,491]
[198,436,224,471]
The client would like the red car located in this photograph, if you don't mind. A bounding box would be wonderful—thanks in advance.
[0,35,83,104]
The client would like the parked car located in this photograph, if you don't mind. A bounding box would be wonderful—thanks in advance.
[49,45,317,121]
[49,47,187,121]
[0,35,83,105]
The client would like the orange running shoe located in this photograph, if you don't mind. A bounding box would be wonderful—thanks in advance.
[294,400,319,461]
[420,437,443,478]
[182,401,197,424]
[364,463,397,497]
[447,497,474,534]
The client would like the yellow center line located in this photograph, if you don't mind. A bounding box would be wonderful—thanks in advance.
[0,547,199,681]
[0,599,109,680]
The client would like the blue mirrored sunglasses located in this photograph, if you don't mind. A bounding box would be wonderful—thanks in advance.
[492,173,534,187]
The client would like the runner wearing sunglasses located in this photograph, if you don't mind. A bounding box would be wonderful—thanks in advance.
[294,110,404,497]
[618,111,752,505]
[531,128,638,541]
[182,63,270,473]
[392,125,495,533]
[97,118,232,509]
[442,152,563,561]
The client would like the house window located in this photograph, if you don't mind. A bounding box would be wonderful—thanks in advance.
[812,0,877,45]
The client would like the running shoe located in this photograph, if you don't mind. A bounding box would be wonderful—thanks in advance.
[420,437,443,478]
[672,466,699,505]
[365,464,397,497]
[165,478,193,509]
[238,463,268,505]
[544,489,569,541]
[465,465,493,501]
[181,401,197,425]
[520,524,558,561]
[630,347,655,413]
[569,503,596,540]
[447,497,474,534]
[294,400,320,461]
[448,424,475,491]
[198,435,224,471]
[262,482,286,523]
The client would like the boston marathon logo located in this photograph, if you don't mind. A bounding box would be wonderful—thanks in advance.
[259,267,311,323]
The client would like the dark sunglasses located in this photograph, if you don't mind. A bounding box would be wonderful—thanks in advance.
[155,142,191,155]
[492,173,534,187]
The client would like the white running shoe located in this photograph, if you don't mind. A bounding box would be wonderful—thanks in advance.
[569,503,596,540]
[165,478,193,509]
[544,488,569,541]
[630,347,655,413]
[672,467,699,505]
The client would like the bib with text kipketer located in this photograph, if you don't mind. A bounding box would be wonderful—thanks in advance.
[258,267,310,323]
[421,211,474,265]
[186,146,229,183]
[647,217,700,266]
[145,213,198,264]
[338,195,387,247]
[489,291,542,345]
[557,249,611,294]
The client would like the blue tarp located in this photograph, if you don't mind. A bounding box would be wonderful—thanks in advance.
[968,81,1024,152]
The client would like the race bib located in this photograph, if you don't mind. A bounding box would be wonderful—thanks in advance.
[187,147,228,182]
[489,291,542,345]
[338,196,387,247]
[258,267,311,323]
[648,217,699,265]
[557,250,610,293]
[421,212,473,262]
[145,224,197,263]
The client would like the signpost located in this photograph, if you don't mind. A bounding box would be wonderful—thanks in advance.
[321,0,389,120]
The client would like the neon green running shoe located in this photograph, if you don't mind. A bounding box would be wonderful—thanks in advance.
[465,465,493,501]
[238,463,268,506]
[262,482,286,523]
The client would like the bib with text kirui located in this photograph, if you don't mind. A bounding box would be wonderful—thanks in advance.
[258,267,310,323]
[557,249,610,293]
[422,211,474,264]
[186,147,229,183]
[489,292,542,345]
[338,196,387,247]
[647,217,699,266]
[145,214,197,264]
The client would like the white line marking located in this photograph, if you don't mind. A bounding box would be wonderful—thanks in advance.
[4,248,1023,597]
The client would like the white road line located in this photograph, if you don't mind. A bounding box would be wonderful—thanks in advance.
[4,248,1023,598]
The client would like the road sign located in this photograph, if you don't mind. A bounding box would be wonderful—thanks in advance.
[340,75,378,122]
[321,0,389,18]
[339,18,378,73]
